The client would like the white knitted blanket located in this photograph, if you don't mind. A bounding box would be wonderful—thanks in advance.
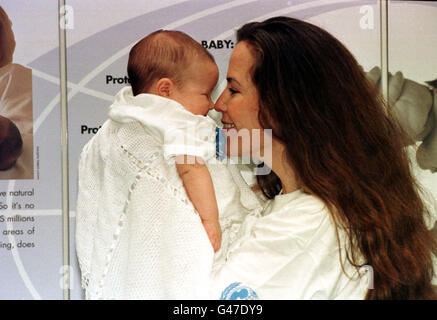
[75,88,263,299]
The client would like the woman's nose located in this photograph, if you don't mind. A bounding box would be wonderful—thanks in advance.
[214,93,227,113]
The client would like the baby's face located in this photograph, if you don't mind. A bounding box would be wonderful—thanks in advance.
[171,59,218,116]
[0,116,22,170]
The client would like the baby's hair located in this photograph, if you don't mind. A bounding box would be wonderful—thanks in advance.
[127,30,214,96]
[0,116,23,171]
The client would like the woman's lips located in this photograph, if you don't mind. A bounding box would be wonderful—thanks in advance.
[222,123,236,134]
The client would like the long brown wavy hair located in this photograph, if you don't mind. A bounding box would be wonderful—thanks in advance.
[237,16,437,299]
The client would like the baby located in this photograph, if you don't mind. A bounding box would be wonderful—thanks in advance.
[0,115,22,171]
[126,30,222,251]
[76,30,262,298]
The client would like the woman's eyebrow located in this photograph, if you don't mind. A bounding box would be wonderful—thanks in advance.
[227,77,241,87]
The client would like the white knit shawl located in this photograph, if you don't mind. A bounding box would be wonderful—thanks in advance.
[75,87,263,299]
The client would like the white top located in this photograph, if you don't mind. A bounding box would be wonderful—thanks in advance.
[0,63,33,134]
[211,189,370,300]
[75,87,262,299]
[0,63,33,180]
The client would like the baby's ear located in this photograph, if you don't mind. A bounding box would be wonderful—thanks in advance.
[155,78,174,97]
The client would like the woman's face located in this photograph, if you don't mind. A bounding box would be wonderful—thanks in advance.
[214,41,263,157]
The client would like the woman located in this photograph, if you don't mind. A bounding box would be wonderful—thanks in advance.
[212,16,437,299]
[0,6,34,179]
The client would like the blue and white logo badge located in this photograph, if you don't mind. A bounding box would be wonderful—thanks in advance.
[220,282,259,300]
[215,126,227,161]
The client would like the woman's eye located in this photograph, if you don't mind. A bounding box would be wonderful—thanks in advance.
[229,88,238,95]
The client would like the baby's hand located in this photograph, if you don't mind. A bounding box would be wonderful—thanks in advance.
[202,219,222,252]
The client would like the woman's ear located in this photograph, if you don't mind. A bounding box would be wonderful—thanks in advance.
[155,78,174,97]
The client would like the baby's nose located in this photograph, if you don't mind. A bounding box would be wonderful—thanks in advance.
[208,98,215,110]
